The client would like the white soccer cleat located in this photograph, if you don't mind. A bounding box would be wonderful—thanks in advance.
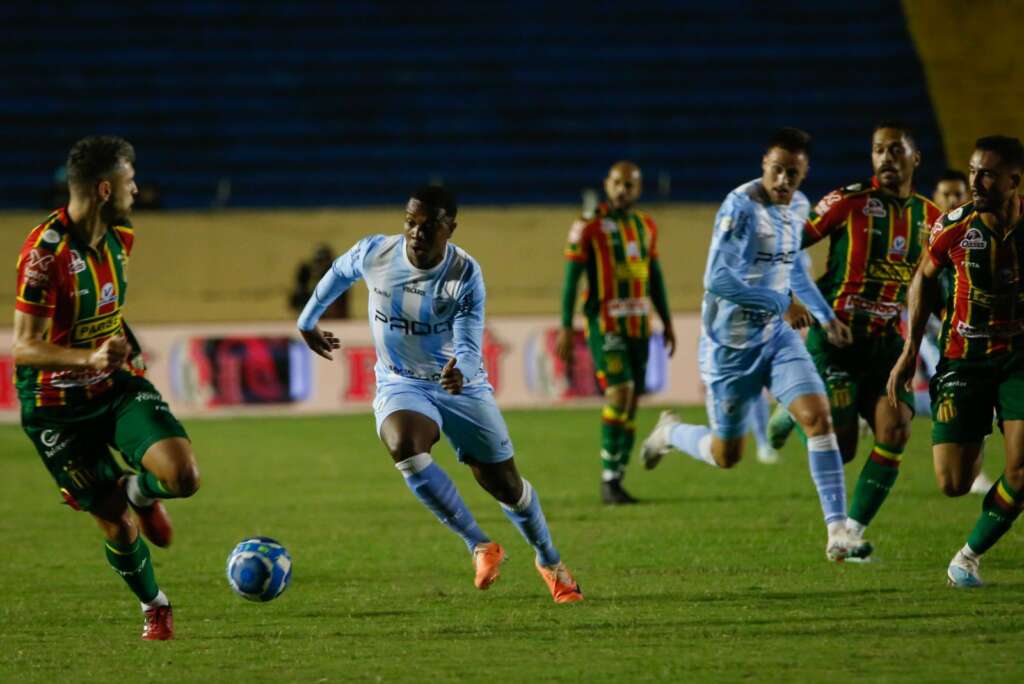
[641,410,680,470]
[756,444,779,465]
[826,528,874,563]
[970,472,994,496]
[947,550,983,588]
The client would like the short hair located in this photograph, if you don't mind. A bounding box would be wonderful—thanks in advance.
[411,184,458,219]
[937,168,968,185]
[66,136,135,190]
[766,127,812,156]
[873,121,916,149]
[975,135,1024,171]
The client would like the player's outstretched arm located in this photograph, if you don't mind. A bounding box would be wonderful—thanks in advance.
[297,238,370,356]
[887,258,941,407]
[12,310,129,371]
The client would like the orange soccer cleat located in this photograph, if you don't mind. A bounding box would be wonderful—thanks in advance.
[472,542,506,590]
[130,500,173,548]
[535,559,584,604]
[142,605,174,641]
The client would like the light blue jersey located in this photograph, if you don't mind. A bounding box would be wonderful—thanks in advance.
[299,234,488,388]
[701,180,832,349]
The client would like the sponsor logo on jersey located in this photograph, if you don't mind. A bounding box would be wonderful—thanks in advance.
[753,249,797,265]
[866,260,914,283]
[614,261,649,280]
[888,235,908,258]
[71,311,122,344]
[600,219,617,234]
[403,285,426,296]
[625,241,640,258]
[814,191,843,215]
[24,249,54,286]
[959,228,987,250]
[863,198,886,218]
[374,309,453,336]
[69,249,87,274]
[843,295,901,319]
[845,183,864,192]
[98,282,117,306]
[372,287,391,298]
[955,319,1024,339]
[606,298,650,318]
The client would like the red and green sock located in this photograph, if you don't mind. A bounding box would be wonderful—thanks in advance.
[967,474,1023,555]
[848,443,902,527]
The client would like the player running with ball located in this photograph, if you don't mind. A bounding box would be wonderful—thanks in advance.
[298,185,583,603]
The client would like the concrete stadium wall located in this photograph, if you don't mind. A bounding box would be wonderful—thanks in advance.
[903,0,1024,169]
[1,205,745,323]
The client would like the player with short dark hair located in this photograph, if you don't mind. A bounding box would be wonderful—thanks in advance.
[298,185,583,603]
[557,161,676,504]
[13,136,199,640]
[889,135,1024,587]
[639,129,869,561]
[768,123,942,559]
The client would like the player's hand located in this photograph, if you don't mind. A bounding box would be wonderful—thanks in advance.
[440,357,464,395]
[663,325,676,358]
[784,299,814,330]
[886,348,917,409]
[555,327,575,364]
[90,335,130,371]
[823,319,853,348]
[300,326,340,361]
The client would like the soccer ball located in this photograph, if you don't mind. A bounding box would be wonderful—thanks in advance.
[226,536,292,602]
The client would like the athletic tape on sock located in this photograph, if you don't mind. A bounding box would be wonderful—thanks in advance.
[395,452,433,477]
[807,433,840,452]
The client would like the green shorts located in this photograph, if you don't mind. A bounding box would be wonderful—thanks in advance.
[806,326,913,428]
[21,371,188,512]
[585,319,649,395]
[930,353,1024,444]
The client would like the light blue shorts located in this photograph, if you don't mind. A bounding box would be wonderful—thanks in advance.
[699,325,825,439]
[373,379,514,464]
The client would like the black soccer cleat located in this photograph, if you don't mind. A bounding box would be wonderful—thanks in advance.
[601,478,638,505]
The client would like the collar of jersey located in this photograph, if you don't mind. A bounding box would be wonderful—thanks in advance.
[401,236,450,274]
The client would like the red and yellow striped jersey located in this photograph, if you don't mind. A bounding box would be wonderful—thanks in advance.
[564,203,659,337]
[14,208,133,406]
[804,177,941,337]
[927,199,1024,360]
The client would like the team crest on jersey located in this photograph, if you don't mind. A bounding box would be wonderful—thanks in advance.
[888,235,907,258]
[433,297,456,318]
[959,228,987,250]
[68,249,87,275]
[863,198,886,218]
[99,282,117,306]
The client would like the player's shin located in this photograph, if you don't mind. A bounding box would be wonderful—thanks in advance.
[105,536,162,606]
[848,444,902,532]
[620,419,636,466]
[395,453,490,552]
[500,478,560,566]
[965,474,1023,555]
[668,423,716,466]
[601,406,627,479]
[807,433,847,527]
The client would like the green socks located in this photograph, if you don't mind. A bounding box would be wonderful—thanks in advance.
[848,443,902,527]
[967,475,1022,555]
[105,536,159,604]
[601,405,627,478]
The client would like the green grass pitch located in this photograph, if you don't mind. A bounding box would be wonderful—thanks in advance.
[1,407,1020,682]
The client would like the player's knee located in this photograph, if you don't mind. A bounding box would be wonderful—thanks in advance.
[383,434,425,462]
[605,382,633,411]
[876,423,911,450]
[173,462,201,497]
[712,440,743,469]
[797,409,833,437]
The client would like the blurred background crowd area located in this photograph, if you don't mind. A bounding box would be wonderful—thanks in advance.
[0,1,1019,322]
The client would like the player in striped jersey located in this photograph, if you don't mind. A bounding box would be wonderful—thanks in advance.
[889,136,1024,587]
[13,137,199,639]
[298,185,582,603]
[558,161,675,504]
[770,123,942,558]
[639,129,868,561]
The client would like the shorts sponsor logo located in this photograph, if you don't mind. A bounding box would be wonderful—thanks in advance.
[69,249,87,275]
[960,228,987,250]
[72,312,122,343]
[863,198,886,218]
[40,429,60,447]
[134,391,164,403]
[42,430,72,459]
[830,386,853,409]
[843,295,901,319]
[63,463,96,490]
[936,395,957,423]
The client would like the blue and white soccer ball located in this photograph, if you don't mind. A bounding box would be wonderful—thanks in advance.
[226,536,292,602]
